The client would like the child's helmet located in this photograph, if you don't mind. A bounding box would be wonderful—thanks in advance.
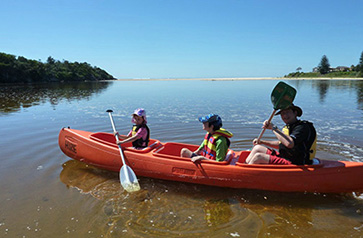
[198,113,222,127]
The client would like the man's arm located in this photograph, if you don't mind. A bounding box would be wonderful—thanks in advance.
[262,121,294,148]
[272,126,294,148]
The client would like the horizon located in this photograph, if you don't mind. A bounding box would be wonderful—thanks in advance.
[1,0,362,79]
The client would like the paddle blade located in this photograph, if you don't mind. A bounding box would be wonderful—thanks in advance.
[120,165,141,192]
[271,81,297,110]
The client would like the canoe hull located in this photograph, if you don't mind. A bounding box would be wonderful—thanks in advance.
[59,128,363,193]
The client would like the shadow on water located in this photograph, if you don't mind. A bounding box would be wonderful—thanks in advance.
[60,159,363,238]
[0,81,112,115]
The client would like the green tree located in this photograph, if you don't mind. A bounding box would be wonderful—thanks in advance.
[47,56,55,64]
[318,55,330,74]
[358,51,363,72]
[0,53,17,83]
[357,51,363,77]
[0,52,114,83]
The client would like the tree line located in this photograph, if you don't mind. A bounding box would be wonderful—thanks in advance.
[285,51,363,78]
[0,52,115,84]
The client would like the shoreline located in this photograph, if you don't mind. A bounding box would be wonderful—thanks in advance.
[116,77,363,81]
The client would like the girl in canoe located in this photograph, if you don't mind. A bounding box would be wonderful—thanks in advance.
[181,114,233,162]
[114,108,150,149]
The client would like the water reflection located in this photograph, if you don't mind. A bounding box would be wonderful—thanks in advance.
[2,79,363,238]
[1,80,363,116]
[203,199,233,226]
[0,81,112,115]
[60,160,262,237]
[316,80,329,103]
[289,80,363,108]
[60,159,363,237]
[357,84,363,110]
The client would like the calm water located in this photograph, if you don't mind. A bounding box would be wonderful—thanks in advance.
[0,79,362,237]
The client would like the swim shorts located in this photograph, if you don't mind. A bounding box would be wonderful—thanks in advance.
[266,149,292,165]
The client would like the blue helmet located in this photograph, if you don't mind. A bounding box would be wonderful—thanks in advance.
[198,114,222,127]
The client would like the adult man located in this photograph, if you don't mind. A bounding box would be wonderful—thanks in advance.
[245,104,316,165]
[181,114,233,162]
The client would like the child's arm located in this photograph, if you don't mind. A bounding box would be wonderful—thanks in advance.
[191,155,214,162]
[113,131,129,141]
[116,134,138,145]
[116,127,144,145]
[193,143,204,155]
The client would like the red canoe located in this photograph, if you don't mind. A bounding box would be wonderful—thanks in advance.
[58,127,363,194]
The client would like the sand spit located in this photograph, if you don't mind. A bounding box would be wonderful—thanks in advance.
[115,77,363,81]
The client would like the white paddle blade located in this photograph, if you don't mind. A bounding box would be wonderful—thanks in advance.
[120,165,141,192]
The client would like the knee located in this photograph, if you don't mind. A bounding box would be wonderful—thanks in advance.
[249,153,269,164]
[180,148,190,157]
[252,145,266,153]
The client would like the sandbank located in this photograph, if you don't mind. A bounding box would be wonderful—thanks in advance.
[116,77,363,81]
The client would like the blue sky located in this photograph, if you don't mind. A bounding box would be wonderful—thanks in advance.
[1,0,362,78]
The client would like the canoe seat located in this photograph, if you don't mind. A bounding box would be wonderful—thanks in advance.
[236,151,250,163]
[90,132,161,153]
[225,150,235,162]
[153,142,234,164]
[235,151,323,168]
[124,140,162,153]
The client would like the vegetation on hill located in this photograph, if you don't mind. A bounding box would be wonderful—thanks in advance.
[285,52,363,78]
[0,52,115,84]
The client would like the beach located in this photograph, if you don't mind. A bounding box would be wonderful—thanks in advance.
[116,77,363,81]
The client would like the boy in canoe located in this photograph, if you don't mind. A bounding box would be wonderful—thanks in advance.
[246,104,317,165]
[114,108,150,149]
[181,114,233,162]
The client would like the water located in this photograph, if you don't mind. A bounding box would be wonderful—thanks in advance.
[0,79,362,237]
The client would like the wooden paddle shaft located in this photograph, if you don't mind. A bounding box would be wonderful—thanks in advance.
[256,109,277,143]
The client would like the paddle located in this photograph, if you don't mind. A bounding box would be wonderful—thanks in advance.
[107,109,141,192]
[256,81,297,143]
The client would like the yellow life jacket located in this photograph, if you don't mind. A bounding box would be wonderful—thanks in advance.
[282,120,317,161]
[131,124,150,148]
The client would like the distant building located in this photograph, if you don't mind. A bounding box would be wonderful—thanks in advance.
[312,66,350,73]
[335,66,350,72]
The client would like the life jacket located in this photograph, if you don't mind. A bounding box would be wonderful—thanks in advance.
[201,128,233,160]
[131,124,150,148]
[281,120,317,164]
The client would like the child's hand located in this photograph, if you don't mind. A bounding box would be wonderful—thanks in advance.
[193,149,201,155]
[191,156,205,162]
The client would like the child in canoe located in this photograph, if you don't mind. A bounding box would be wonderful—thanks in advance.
[114,108,150,149]
[181,114,233,162]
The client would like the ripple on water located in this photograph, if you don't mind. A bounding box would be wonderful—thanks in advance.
[100,186,262,237]
[59,160,262,237]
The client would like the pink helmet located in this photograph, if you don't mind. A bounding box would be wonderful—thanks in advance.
[131,108,147,124]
